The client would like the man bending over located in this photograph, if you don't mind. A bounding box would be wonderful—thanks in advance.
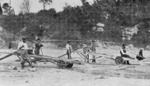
[16,38,33,69]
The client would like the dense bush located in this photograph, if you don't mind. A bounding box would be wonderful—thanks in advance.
[0,0,150,47]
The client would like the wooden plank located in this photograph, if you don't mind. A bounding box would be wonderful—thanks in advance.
[29,55,54,58]
[77,52,86,59]
[0,49,31,61]
[29,54,82,65]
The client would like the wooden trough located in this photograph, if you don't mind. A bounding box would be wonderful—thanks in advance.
[0,49,82,69]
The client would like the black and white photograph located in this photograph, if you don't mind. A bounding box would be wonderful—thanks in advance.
[0,0,150,86]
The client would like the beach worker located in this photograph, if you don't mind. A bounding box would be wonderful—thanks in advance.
[66,41,72,59]
[16,38,33,69]
[34,38,43,55]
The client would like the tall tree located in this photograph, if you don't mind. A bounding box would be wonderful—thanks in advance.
[39,0,52,10]
[0,3,3,15]
[20,0,30,14]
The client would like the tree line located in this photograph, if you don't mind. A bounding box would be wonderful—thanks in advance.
[0,0,150,47]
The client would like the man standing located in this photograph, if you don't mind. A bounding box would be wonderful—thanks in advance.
[66,41,72,59]
[91,40,96,63]
[91,40,96,53]
[16,38,33,69]
[34,38,43,55]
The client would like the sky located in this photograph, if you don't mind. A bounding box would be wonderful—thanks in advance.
[0,0,94,14]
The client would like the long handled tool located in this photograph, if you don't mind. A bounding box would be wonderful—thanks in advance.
[0,53,14,60]
[40,48,43,55]
[0,49,21,61]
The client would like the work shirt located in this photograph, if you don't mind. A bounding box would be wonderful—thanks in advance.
[120,48,126,56]
[17,41,28,50]
[66,44,72,52]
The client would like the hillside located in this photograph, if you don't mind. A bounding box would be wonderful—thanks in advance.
[0,0,150,48]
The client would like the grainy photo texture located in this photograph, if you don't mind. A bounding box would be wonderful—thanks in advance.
[0,0,150,86]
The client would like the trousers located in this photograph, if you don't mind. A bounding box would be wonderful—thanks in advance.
[14,49,33,69]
